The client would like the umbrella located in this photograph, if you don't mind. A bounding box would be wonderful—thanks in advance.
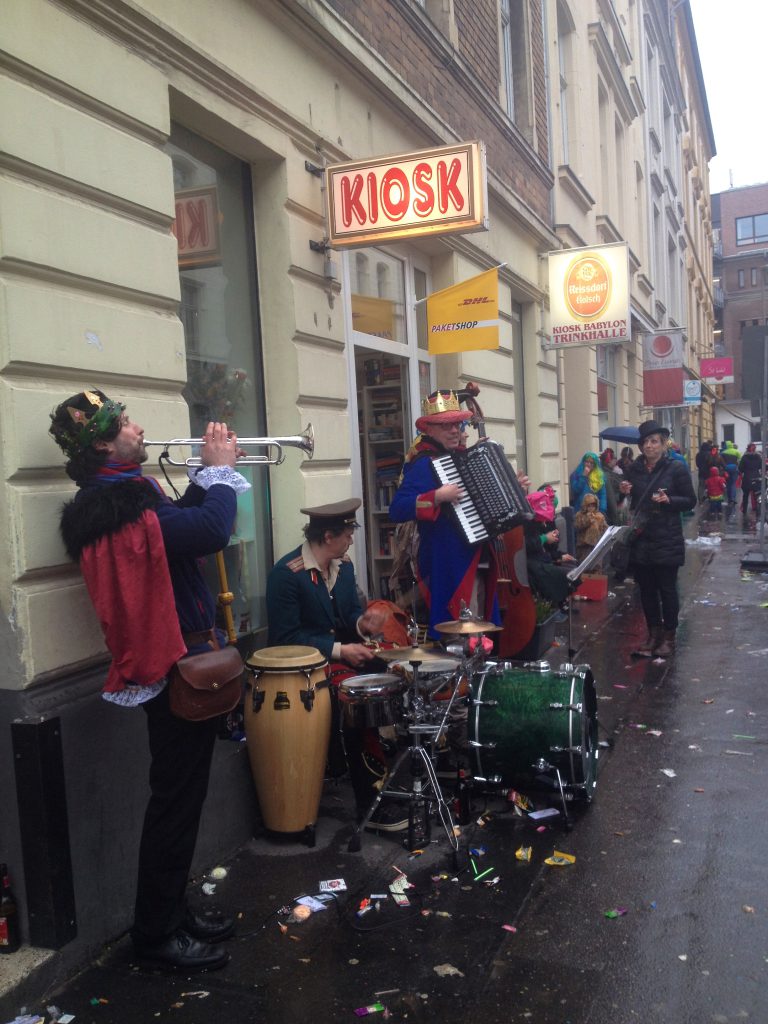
[599,425,640,444]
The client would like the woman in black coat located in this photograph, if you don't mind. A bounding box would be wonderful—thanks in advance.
[738,443,763,514]
[619,420,696,658]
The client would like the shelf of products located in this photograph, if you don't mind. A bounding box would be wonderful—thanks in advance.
[356,356,410,599]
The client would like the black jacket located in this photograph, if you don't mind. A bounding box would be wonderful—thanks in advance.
[624,455,696,567]
[738,451,763,491]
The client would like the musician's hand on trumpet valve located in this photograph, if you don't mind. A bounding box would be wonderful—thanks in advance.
[200,421,243,468]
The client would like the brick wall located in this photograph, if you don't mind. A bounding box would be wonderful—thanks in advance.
[325,0,552,222]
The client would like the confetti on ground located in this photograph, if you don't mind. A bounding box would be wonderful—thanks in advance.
[724,750,754,756]
[678,954,688,962]
[743,905,756,914]
[604,908,628,919]
[660,768,677,778]
[502,924,517,933]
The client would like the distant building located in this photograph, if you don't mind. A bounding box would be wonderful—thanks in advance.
[712,182,768,448]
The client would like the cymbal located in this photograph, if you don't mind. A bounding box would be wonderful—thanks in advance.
[433,618,502,635]
[375,645,451,663]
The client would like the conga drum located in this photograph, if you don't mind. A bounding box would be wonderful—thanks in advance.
[245,645,330,840]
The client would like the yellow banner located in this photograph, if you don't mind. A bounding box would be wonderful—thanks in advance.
[427,268,500,355]
[351,294,395,340]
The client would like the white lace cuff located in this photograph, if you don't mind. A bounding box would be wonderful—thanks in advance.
[188,465,252,495]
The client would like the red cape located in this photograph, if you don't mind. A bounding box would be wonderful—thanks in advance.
[79,509,186,692]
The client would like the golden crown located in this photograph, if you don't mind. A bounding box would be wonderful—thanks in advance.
[421,390,460,415]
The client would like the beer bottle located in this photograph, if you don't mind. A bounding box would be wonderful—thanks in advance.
[0,863,20,953]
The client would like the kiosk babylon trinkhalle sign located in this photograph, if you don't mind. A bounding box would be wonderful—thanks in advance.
[544,242,630,349]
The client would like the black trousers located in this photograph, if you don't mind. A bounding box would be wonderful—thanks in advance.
[632,563,681,632]
[131,685,219,944]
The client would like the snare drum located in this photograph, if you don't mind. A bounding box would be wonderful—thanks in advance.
[389,657,468,702]
[338,673,405,729]
[245,645,330,834]
[469,662,598,798]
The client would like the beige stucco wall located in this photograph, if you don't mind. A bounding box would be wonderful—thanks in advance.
[2,0,558,688]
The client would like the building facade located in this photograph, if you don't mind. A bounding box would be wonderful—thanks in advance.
[545,0,715,465]
[1,0,561,966]
[713,183,768,450]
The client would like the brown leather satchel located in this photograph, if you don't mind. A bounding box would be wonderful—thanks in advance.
[168,632,244,722]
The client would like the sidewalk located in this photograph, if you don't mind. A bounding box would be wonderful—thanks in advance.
[3,504,767,1024]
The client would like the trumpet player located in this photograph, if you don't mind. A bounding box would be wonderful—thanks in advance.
[49,388,251,973]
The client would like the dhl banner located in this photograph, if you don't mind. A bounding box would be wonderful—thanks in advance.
[427,268,500,355]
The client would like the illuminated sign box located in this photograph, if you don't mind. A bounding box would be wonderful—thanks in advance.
[326,141,488,249]
[545,242,630,349]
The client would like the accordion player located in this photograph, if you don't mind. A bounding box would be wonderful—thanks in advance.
[431,439,533,545]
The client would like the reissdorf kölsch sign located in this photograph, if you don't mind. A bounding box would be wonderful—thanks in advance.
[326,142,488,248]
[544,242,630,349]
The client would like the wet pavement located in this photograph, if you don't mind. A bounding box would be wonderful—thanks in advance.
[4,505,768,1024]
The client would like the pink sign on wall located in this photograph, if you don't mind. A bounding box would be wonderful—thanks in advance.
[700,357,734,384]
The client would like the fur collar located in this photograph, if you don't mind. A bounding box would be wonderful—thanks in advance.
[60,480,165,562]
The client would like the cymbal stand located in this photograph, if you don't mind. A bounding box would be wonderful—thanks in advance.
[348,658,460,855]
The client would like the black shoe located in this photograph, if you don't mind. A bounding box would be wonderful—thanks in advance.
[133,929,229,972]
[364,802,409,833]
[184,907,236,942]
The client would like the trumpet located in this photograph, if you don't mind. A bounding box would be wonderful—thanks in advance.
[145,423,314,466]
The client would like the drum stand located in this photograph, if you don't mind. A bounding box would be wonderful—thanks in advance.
[348,658,462,858]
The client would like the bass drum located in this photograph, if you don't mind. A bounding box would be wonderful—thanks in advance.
[469,662,598,800]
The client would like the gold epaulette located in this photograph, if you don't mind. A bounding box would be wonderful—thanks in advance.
[286,555,305,573]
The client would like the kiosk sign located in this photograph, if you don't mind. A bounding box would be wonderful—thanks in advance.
[545,242,630,349]
[326,142,488,248]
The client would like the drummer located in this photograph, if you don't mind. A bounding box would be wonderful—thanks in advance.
[266,499,406,829]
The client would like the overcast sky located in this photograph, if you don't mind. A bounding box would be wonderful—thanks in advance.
[689,0,768,195]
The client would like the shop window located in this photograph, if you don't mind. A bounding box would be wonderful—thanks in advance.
[597,344,618,435]
[350,248,406,344]
[167,124,270,640]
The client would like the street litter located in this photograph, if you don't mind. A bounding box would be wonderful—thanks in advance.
[201,882,216,895]
[724,750,754,756]
[354,1003,385,1016]
[742,905,756,914]
[660,769,677,778]
[297,895,327,912]
[319,878,347,892]
[702,699,715,705]
[502,924,517,932]
[180,991,209,998]
[544,850,575,866]
[209,866,227,880]
[288,904,312,923]
[648,729,663,737]
[515,846,532,863]
[604,908,628,918]
[529,807,559,821]
[686,535,721,546]
[678,954,688,961]
[433,963,465,977]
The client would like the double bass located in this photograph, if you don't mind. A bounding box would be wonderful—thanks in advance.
[458,383,536,657]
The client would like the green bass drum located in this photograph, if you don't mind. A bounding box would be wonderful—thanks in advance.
[469,662,598,800]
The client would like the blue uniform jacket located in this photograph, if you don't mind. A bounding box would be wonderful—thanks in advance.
[389,452,499,637]
[266,545,362,660]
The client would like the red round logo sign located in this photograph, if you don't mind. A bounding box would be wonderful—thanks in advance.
[564,254,611,321]
[651,335,673,357]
